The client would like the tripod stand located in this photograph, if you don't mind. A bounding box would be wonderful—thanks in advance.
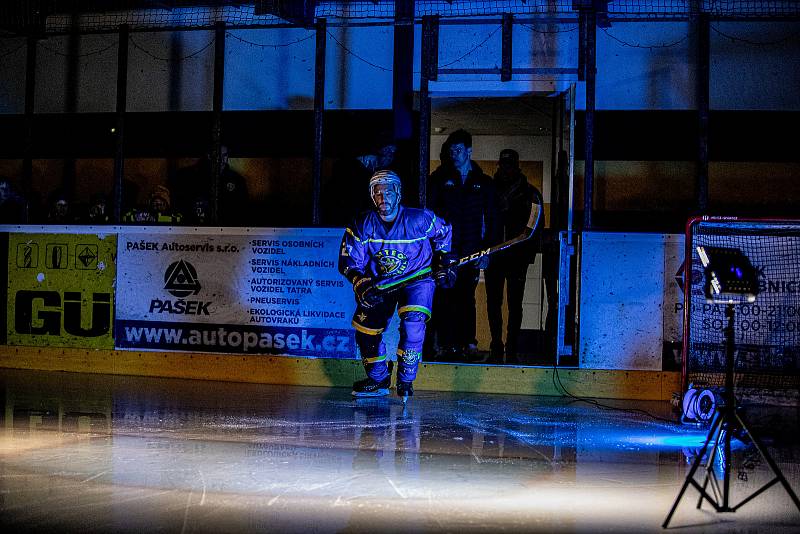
[663,303,800,528]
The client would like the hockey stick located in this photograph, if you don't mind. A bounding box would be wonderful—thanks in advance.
[375,201,542,294]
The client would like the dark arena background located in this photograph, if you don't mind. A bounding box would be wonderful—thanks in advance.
[1,1,799,532]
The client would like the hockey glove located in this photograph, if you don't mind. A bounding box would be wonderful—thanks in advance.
[433,252,458,289]
[353,275,382,308]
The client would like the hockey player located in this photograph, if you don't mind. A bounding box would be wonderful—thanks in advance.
[339,169,456,400]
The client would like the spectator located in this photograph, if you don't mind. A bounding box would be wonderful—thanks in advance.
[171,144,248,226]
[0,178,28,224]
[84,193,112,224]
[123,184,183,225]
[46,190,76,224]
[322,132,398,227]
[485,149,543,364]
[427,129,499,362]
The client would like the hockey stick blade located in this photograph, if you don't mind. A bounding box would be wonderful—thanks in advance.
[375,201,542,294]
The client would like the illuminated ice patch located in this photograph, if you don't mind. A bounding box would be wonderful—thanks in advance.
[625,432,746,450]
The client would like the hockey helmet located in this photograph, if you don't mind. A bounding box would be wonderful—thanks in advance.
[368,169,402,198]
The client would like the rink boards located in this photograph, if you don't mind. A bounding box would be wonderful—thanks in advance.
[0,345,679,400]
[0,225,680,400]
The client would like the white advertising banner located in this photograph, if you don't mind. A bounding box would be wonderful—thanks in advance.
[115,227,356,357]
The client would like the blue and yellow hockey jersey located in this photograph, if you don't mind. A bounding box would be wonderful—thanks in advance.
[339,206,452,284]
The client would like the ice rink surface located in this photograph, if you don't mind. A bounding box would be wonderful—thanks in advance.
[0,368,798,533]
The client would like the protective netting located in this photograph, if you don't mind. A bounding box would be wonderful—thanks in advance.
[14,1,800,34]
[685,219,800,404]
[319,1,800,19]
[43,6,282,34]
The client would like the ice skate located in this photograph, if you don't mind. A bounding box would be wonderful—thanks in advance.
[351,376,391,397]
[396,380,414,404]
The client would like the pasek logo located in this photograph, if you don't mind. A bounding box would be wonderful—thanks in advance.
[165,259,201,297]
[149,259,211,315]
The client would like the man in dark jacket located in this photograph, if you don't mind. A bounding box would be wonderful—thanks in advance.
[485,149,543,364]
[427,129,499,361]
[322,133,398,227]
[170,144,248,226]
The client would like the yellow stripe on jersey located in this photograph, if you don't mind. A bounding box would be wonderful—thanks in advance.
[364,236,428,245]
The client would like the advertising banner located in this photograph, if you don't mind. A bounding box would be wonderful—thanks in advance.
[6,232,116,348]
[115,228,356,357]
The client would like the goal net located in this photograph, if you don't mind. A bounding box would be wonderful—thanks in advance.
[684,216,800,405]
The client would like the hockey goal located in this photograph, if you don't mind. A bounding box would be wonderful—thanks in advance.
[683,216,800,405]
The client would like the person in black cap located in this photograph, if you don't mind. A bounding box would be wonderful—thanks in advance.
[484,148,543,364]
[427,129,499,362]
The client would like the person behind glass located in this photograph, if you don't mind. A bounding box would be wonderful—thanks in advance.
[427,129,499,362]
[170,144,248,226]
[46,190,77,224]
[84,193,111,224]
[323,133,398,227]
[0,178,28,224]
[339,170,455,399]
[485,149,543,364]
[123,185,183,225]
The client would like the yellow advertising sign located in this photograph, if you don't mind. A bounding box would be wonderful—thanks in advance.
[7,233,116,348]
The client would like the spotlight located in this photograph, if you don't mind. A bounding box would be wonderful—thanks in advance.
[696,246,758,303]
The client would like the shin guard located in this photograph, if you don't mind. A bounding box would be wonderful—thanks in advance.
[396,311,427,383]
[355,330,389,382]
